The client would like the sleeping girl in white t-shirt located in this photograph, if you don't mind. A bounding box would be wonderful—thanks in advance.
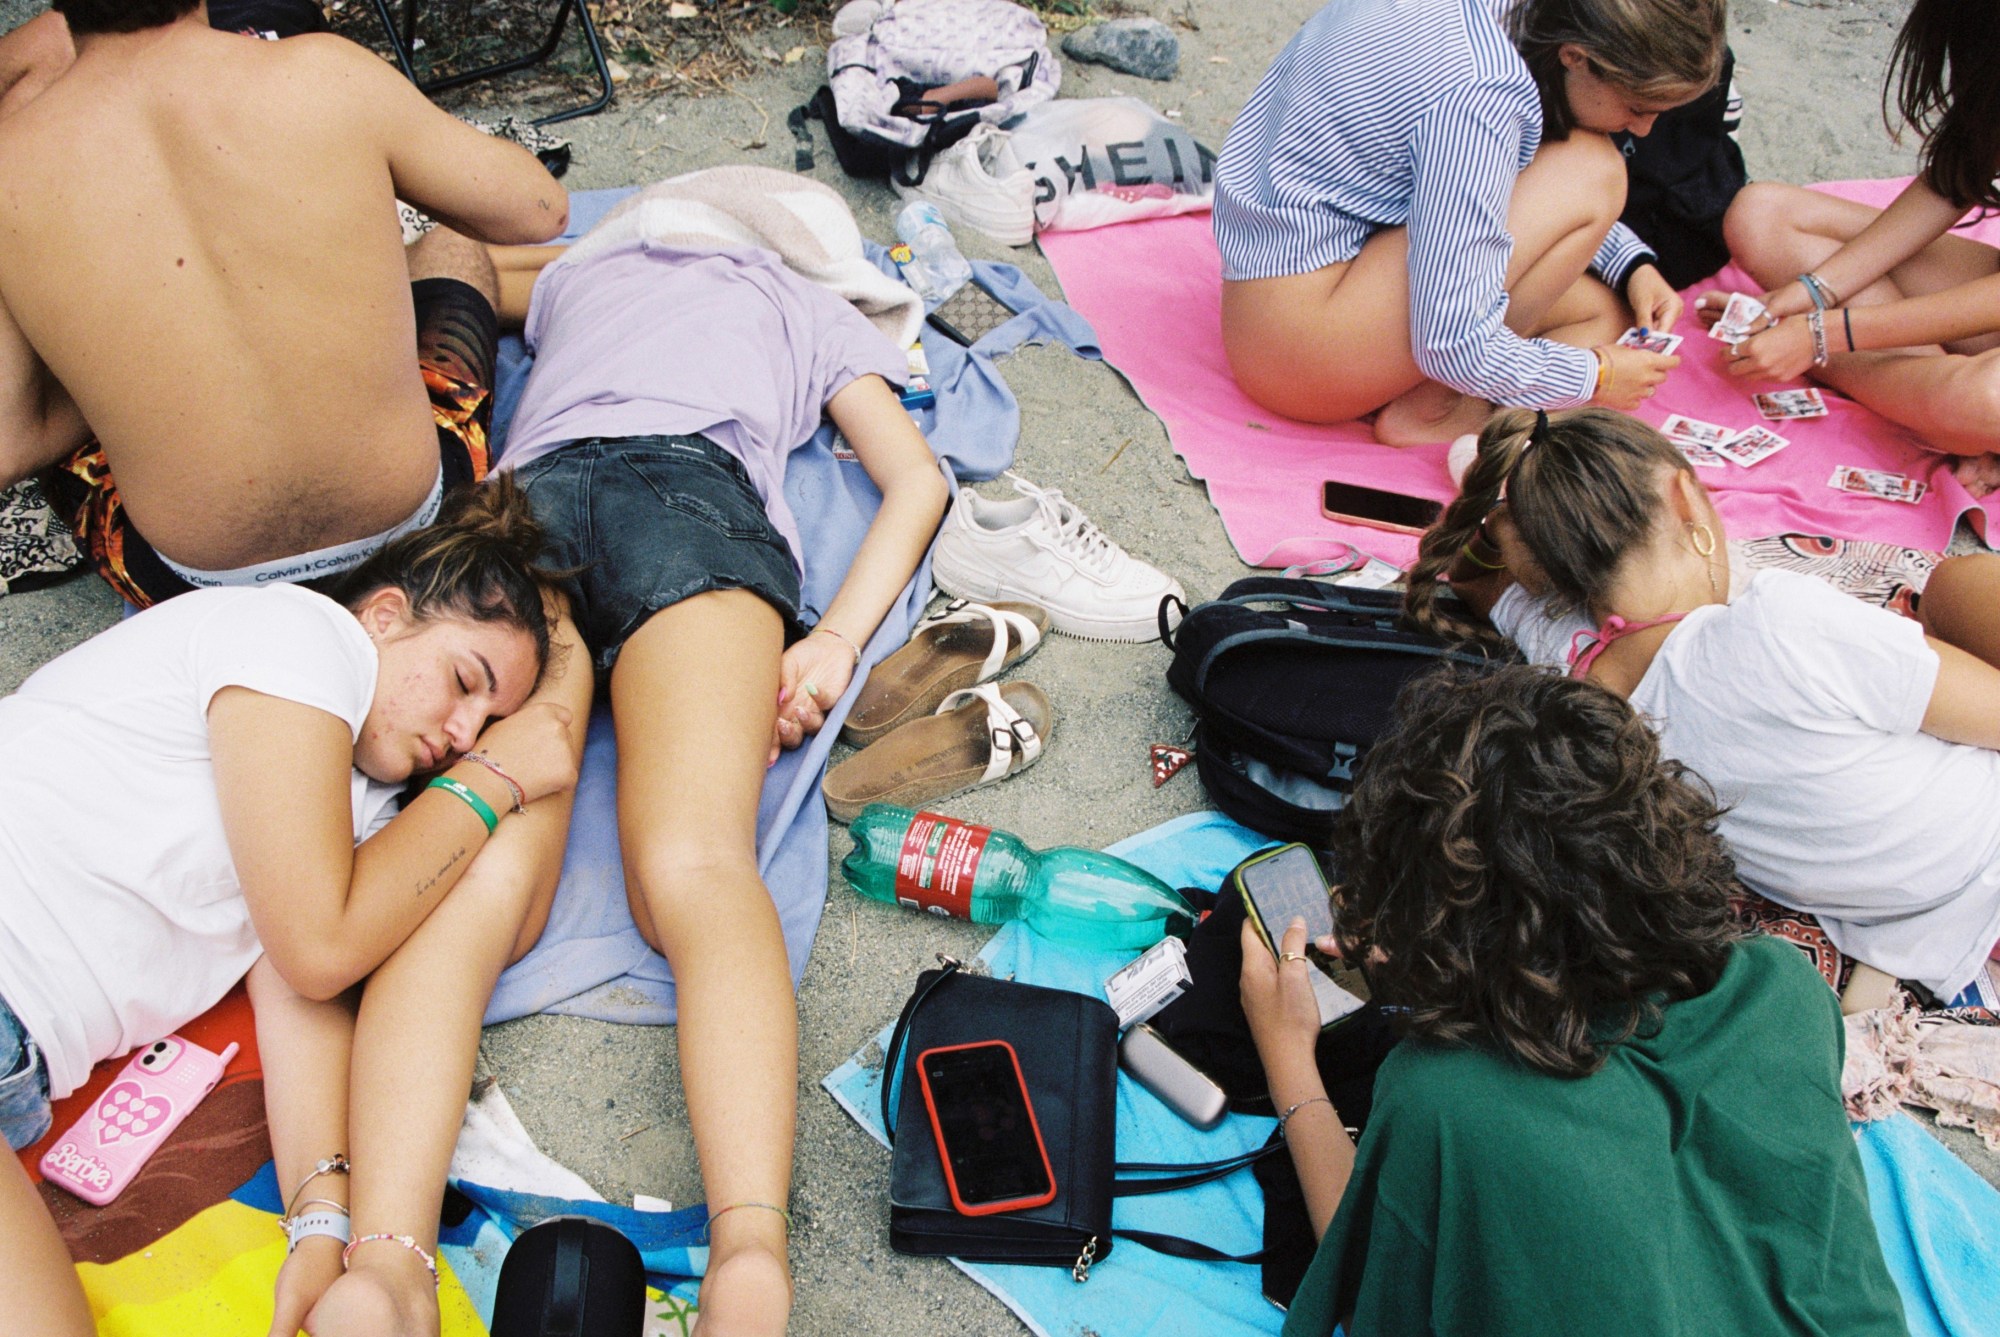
[0,479,582,1337]
[1404,406,2000,1002]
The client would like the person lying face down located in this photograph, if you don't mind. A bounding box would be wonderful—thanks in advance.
[1213,0,1724,445]
[0,0,567,608]
[482,233,952,1335]
[1240,665,1907,1337]
[0,479,581,1337]
[1404,407,2000,1003]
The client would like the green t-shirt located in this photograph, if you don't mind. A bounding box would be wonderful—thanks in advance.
[1281,936,1906,1337]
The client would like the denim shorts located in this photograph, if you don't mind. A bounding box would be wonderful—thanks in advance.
[513,434,806,673]
[0,993,53,1152]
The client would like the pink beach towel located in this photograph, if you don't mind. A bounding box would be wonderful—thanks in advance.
[1038,179,2000,568]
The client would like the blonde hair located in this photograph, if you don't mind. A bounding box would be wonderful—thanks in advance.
[1507,0,1728,137]
[1404,408,1692,646]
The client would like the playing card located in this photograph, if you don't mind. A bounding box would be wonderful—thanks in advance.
[1678,442,1727,469]
[1828,465,1926,504]
[1660,414,1732,447]
[1618,327,1684,355]
[1708,292,1768,343]
[1754,389,1829,420]
[1717,425,1790,467]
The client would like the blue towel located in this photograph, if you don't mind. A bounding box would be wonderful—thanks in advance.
[484,188,1099,1024]
[1857,1112,2000,1337]
[822,812,1290,1337]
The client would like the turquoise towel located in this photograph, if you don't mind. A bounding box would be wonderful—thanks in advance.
[1857,1112,2000,1337]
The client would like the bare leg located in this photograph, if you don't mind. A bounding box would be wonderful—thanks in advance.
[1724,184,2000,460]
[611,590,794,1337]
[0,1151,92,1337]
[1221,130,1627,439]
[307,617,591,1337]
[1919,555,2000,666]
[407,226,500,309]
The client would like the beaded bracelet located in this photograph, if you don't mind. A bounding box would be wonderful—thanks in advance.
[343,1233,439,1289]
[1592,346,1614,397]
[1807,310,1831,368]
[427,775,497,835]
[1277,1096,1333,1137]
[460,751,526,815]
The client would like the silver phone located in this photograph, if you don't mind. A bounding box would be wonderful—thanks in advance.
[1118,1023,1228,1130]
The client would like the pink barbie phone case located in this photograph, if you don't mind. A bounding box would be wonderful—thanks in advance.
[39,1035,237,1205]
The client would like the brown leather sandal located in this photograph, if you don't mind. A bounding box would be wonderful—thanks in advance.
[842,600,1049,747]
[824,681,1053,823]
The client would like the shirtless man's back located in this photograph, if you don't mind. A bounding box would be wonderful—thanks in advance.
[0,1,566,602]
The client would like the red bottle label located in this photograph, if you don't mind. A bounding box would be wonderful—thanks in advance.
[893,812,991,917]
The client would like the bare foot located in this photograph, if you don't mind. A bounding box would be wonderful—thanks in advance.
[304,1247,439,1337]
[693,1243,792,1336]
[1374,379,1494,447]
[1950,453,2000,500]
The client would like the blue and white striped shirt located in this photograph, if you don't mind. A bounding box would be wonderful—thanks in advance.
[1214,0,1656,408]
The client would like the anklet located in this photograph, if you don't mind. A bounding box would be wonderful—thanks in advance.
[343,1233,440,1289]
[702,1200,793,1243]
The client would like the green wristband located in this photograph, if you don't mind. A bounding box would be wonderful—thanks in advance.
[426,775,497,834]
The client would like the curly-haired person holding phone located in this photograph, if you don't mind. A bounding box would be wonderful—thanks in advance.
[1240,666,1905,1337]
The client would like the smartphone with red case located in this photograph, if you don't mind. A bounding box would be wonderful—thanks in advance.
[40,1035,237,1205]
[915,1040,1058,1217]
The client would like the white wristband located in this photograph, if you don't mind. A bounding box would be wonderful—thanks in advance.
[287,1208,352,1253]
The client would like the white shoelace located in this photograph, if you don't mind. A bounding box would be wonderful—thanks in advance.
[1006,472,1125,577]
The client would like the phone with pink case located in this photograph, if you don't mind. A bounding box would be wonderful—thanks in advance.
[39,1035,238,1205]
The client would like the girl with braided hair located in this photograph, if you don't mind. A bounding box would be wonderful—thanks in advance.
[1399,406,2000,1003]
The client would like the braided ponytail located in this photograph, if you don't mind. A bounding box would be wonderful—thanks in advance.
[1407,408,1697,650]
[1404,410,1540,648]
[333,475,563,683]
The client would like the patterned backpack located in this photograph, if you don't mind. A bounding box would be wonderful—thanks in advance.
[794,0,1061,184]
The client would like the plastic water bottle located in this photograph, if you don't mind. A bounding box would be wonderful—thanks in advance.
[842,805,1197,951]
[893,200,972,305]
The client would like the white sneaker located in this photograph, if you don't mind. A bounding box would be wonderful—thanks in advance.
[931,473,1184,642]
[894,124,1037,247]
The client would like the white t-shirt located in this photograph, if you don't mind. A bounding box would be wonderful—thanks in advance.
[0,587,401,1097]
[1492,569,2000,997]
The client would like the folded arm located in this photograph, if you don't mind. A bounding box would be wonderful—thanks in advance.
[209,690,572,1001]
[1765,176,1970,320]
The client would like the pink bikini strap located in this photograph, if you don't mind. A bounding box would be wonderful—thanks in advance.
[1567,612,1688,679]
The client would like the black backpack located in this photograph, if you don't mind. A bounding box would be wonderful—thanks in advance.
[1159,577,1508,844]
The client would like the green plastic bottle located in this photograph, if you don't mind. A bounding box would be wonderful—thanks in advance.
[841,804,1196,951]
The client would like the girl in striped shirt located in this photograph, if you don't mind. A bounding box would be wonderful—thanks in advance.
[1215,0,1724,443]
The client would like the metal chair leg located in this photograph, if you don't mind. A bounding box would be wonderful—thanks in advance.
[369,0,614,125]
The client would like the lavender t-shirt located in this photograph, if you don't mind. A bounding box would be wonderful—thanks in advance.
[500,241,907,571]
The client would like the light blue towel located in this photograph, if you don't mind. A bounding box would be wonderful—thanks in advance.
[1857,1112,2000,1337]
[822,812,1289,1337]
[484,187,1099,1024]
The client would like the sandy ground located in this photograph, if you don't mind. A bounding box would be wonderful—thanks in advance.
[2,0,1994,1332]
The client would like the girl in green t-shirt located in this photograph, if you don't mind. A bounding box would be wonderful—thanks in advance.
[1243,665,1906,1337]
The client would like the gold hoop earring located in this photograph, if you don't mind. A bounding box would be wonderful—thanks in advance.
[1687,522,1716,557]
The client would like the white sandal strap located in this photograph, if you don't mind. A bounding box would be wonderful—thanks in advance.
[914,600,1044,682]
[937,683,1042,784]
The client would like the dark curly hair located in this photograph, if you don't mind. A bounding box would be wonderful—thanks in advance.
[1330,665,1742,1078]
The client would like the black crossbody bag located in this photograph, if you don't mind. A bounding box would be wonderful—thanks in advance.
[882,958,1282,1281]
